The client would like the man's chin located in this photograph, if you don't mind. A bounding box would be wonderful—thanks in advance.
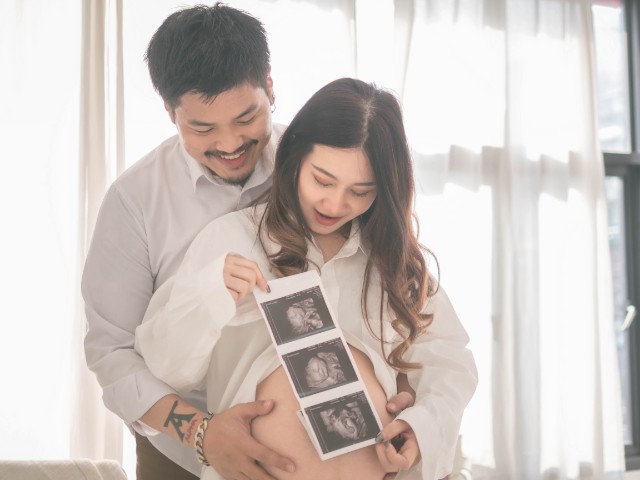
[222,168,254,186]
[206,165,255,186]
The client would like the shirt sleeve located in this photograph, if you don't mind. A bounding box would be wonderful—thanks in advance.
[134,219,237,392]
[394,286,478,480]
[135,253,235,391]
[82,185,176,423]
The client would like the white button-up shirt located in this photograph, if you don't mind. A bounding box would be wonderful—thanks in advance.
[135,204,478,480]
[82,126,285,476]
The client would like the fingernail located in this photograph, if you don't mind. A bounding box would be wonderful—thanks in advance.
[266,283,271,293]
[387,403,398,413]
[287,464,295,473]
[375,432,385,443]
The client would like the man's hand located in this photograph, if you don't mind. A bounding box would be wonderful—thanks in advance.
[203,400,295,480]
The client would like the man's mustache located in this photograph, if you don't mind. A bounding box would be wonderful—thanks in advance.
[205,140,257,158]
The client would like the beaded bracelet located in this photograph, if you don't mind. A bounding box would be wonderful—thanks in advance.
[194,412,215,466]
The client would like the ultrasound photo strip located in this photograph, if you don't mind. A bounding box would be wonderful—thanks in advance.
[259,285,335,345]
[255,270,383,460]
[282,338,359,398]
[305,391,380,455]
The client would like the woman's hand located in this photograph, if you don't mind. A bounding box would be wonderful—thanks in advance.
[223,253,270,302]
[386,373,415,414]
[375,419,421,476]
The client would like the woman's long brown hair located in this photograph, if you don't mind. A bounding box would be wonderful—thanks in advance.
[259,78,436,371]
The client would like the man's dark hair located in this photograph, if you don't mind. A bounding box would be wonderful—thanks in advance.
[145,2,270,109]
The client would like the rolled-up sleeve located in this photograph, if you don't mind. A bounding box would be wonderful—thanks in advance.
[82,185,175,423]
[395,286,478,480]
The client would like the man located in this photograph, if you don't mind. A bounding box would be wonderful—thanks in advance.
[82,4,413,480]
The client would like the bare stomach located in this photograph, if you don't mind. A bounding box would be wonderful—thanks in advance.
[252,346,395,480]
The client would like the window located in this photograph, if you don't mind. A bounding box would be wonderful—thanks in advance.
[595,0,640,469]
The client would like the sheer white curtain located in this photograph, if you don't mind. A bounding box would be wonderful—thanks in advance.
[386,0,625,478]
[71,0,125,462]
[0,0,83,460]
[1,1,626,479]
[0,0,125,465]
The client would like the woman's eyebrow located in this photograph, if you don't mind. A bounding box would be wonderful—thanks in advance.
[310,164,376,186]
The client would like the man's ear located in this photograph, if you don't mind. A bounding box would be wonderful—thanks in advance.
[266,72,274,104]
[164,101,176,124]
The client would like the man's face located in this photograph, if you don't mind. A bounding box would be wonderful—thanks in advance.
[168,81,273,185]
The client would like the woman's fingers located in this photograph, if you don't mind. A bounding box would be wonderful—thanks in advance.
[224,254,270,301]
[375,420,421,473]
[375,418,411,443]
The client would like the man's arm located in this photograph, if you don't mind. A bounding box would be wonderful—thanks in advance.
[136,395,297,480]
[83,185,180,424]
[141,395,206,448]
[134,220,296,478]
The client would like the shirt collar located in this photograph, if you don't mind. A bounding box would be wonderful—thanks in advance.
[308,219,368,265]
[179,142,209,190]
[257,209,368,265]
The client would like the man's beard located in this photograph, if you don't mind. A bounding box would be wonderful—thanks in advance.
[204,139,258,186]
[214,167,255,186]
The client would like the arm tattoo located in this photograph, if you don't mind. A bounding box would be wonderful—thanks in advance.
[164,400,196,442]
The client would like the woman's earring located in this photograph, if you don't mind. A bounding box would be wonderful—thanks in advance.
[270,93,276,113]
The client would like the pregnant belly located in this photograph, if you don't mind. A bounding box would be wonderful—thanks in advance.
[252,345,395,480]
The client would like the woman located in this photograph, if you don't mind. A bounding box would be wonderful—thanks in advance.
[136,78,477,480]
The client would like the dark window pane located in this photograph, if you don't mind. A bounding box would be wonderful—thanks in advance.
[605,175,633,445]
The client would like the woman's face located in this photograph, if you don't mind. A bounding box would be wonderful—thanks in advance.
[297,145,377,238]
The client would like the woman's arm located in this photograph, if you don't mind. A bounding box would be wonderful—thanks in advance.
[384,286,478,480]
[135,215,296,479]
[135,248,236,390]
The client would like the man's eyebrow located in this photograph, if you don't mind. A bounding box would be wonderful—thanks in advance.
[234,102,259,120]
[189,119,214,127]
[311,164,376,186]
[187,103,259,127]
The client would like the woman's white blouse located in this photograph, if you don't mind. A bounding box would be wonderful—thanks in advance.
[135,204,478,480]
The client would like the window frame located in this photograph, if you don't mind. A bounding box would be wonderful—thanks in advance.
[605,156,640,468]
[602,0,640,470]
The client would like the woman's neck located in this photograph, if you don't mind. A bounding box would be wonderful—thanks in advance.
[313,222,351,262]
